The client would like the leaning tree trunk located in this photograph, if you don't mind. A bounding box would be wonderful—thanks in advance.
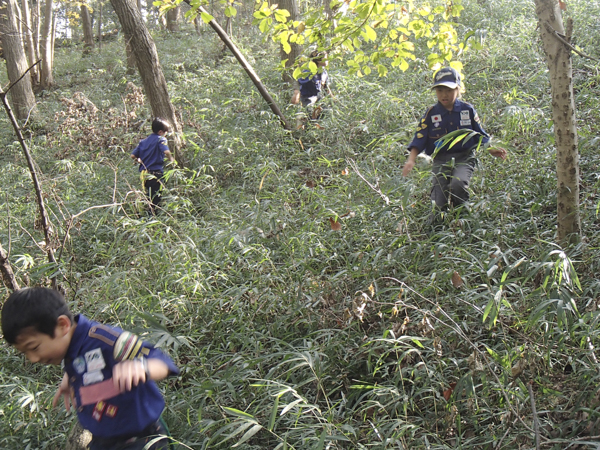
[278,0,301,84]
[40,0,54,88]
[534,0,581,244]
[21,0,39,86]
[109,0,183,160]
[0,0,37,120]
[81,2,94,53]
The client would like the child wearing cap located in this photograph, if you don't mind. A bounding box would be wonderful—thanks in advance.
[402,67,507,227]
[1,287,179,450]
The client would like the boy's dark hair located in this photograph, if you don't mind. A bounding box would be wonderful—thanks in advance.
[151,117,170,134]
[309,50,326,63]
[1,287,73,344]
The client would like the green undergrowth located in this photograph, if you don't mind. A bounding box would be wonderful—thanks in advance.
[1,0,600,448]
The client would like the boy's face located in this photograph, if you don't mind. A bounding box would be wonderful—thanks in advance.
[435,86,459,111]
[13,317,72,365]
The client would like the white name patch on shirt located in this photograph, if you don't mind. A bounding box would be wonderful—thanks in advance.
[460,120,471,126]
[85,348,106,372]
[460,111,470,120]
[83,370,105,386]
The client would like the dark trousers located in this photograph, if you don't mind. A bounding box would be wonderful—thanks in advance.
[430,150,476,210]
[89,419,170,450]
[142,170,164,215]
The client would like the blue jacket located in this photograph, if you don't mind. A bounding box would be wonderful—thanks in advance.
[63,315,179,438]
[298,70,328,98]
[131,133,170,172]
[408,99,490,156]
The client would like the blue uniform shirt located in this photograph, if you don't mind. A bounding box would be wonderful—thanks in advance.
[63,315,179,438]
[131,133,170,172]
[298,70,328,98]
[408,99,490,156]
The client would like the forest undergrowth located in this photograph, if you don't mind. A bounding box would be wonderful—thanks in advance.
[1,0,600,448]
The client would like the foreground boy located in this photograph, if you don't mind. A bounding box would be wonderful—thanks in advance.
[402,67,507,228]
[1,287,179,450]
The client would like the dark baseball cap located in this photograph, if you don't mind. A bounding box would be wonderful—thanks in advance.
[432,67,461,89]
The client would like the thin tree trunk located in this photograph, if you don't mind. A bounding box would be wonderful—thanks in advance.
[81,2,94,53]
[32,0,40,60]
[0,241,20,292]
[533,0,581,244]
[187,3,291,129]
[21,0,39,85]
[97,0,102,51]
[278,0,301,84]
[109,0,183,160]
[40,0,53,88]
[0,82,58,288]
[0,0,37,120]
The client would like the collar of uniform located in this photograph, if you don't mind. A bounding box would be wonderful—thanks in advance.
[434,98,465,115]
[64,314,91,362]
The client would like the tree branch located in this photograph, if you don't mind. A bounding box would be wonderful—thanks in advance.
[4,60,41,95]
[543,21,599,61]
[0,82,61,288]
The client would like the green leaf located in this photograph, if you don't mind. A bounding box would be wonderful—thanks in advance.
[200,11,214,23]
[225,6,237,17]
[268,396,279,431]
[223,407,258,422]
[232,424,263,447]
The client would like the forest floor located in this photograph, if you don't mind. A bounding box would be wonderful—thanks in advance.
[2,0,600,448]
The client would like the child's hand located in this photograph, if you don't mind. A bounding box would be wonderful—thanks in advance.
[488,147,507,160]
[290,90,301,105]
[112,359,147,393]
[52,373,74,411]
[402,160,415,177]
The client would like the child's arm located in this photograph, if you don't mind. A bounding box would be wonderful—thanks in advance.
[164,150,175,165]
[112,358,170,393]
[402,147,420,177]
[52,373,74,411]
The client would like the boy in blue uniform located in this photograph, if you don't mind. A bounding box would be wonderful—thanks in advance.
[131,117,175,215]
[291,50,332,121]
[402,67,507,226]
[1,287,179,450]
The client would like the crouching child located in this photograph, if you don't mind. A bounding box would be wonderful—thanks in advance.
[1,287,180,450]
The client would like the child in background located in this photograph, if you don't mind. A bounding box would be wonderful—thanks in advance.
[291,50,332,121]
[402,67,507,228]
[1,287,179,450]
[131,117,175,215]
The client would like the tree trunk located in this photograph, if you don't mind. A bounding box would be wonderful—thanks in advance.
[166,5,179,32]
[32,0,40,61]
[81,2,94,53]
[97,0,102,51]
[533,0,581,244]
[39,0,53,88]
[21,0,39,86]
[109,0,183,160]
[278,0,301,84]
[0,0,37,119]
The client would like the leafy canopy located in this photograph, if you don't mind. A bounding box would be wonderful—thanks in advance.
[253,0,469,78]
